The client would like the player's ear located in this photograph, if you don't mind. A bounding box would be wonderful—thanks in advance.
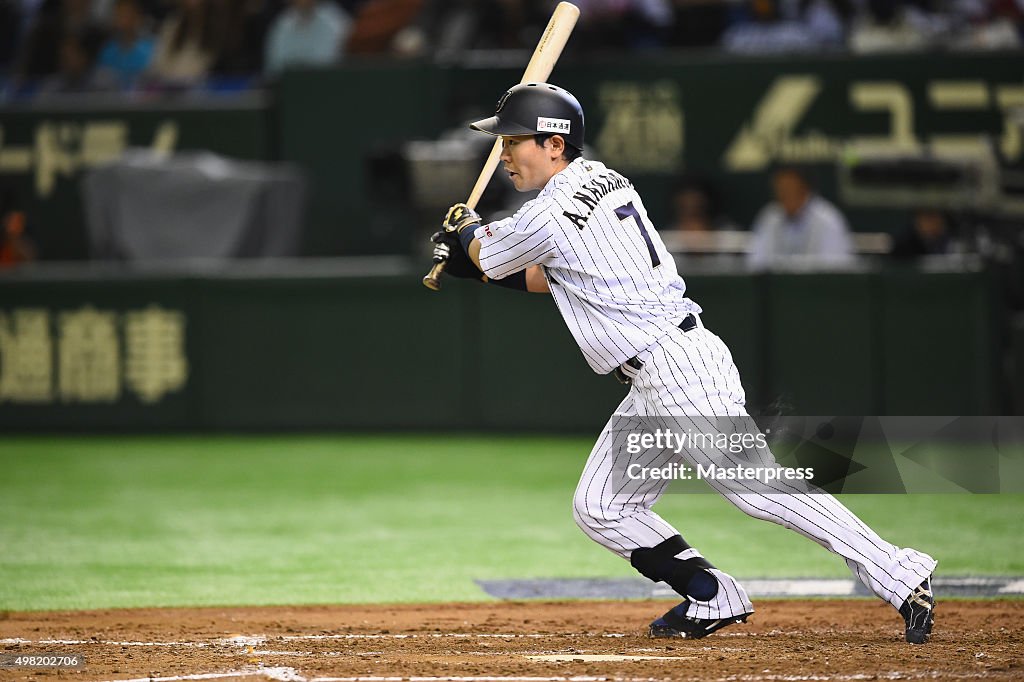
[548,134,566,159]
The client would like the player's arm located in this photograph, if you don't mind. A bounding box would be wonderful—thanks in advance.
[525,265,550,293]
[432,227,548,293]
[444,204,552,294]
[466,239,548,293]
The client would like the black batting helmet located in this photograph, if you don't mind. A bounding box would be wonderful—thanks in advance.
[470,82,585,151]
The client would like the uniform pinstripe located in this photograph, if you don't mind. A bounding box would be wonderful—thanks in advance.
[476,158,936,620]
[478,159,700,374]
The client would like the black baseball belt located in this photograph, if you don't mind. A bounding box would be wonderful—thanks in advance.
[612,313,698,386]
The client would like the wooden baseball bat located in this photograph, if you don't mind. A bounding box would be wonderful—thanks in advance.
[422,1,581,291]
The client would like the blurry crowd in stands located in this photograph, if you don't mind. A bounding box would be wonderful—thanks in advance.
[667,167,962,270]
[0,0,1022,96]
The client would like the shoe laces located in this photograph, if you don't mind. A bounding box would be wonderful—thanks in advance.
[908,582,933,611]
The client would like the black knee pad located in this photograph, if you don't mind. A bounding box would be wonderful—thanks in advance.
[630,535,718,601]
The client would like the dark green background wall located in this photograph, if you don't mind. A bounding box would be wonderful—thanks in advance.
[0,268,1000,432]
[0,97,272,260]
[0,52,1012,429]
[279,51,1024,255]
[1,52,1019,258]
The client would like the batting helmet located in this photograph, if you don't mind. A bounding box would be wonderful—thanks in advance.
[470,82,585,151]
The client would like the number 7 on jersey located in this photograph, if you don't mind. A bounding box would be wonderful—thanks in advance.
[615,202,661,268]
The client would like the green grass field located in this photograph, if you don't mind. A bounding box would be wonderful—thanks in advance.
[1,435,1021,611]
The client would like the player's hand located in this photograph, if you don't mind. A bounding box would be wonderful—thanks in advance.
[431,231,485,281]
[442,203,481,235]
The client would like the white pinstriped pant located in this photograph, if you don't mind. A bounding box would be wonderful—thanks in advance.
[572,315,937,620]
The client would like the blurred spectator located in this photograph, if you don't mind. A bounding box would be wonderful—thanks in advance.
[214,0,284,74]
[16,0,107,81]
[423,0,549,55]
[666,0,731,48]
[93,0,166,25]
[572,0,675,50]
[337,0,368,13]
[848,0,944,53]
[721,0,847,53]
[746,165,855,270]
[668,173,738,232]
[95,0,154,90]
[806,0,853,43]
[14,0,46,44]
[890,208,955,259]
[345,0,422,55]
[426,0,673,54]
[38,32,114,92]
[414,0,1020,58]
[149,0,221,87]
[949,0,1023,49]
[1,0,23,71]
[264,0,351,75]
[0,188,36,267]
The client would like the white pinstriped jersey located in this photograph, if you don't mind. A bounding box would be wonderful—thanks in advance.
[476,157,701,374]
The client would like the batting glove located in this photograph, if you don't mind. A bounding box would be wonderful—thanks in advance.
[442,203,482,235]
[431,231,485,281]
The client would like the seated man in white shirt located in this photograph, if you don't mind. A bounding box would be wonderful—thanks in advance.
[746,165,855,271]
[264,0,351,75]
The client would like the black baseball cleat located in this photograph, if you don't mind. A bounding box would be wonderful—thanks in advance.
[899,577,935,644]
[648,601,752,639]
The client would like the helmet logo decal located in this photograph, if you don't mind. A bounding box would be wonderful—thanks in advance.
[537,117,571,133]
[496,89,513,113]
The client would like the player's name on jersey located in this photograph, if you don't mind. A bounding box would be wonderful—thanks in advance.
[562,169,632,229]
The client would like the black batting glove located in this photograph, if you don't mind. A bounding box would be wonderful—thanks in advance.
[431,231,486,281]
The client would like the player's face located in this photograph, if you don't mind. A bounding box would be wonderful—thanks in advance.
[500,135,556,192]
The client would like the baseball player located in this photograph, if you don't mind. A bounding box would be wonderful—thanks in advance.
[431,82,937,644]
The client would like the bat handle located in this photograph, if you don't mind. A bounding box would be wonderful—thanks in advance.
[422,261,445,291]
[422,138,503,291]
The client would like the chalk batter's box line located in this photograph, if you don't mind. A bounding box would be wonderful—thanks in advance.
[0,634,637,648]
[8,636,990,682]
[94,672,668,682]
[0,635,756,660]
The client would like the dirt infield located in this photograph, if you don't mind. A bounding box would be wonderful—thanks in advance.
[1,600,1021,681]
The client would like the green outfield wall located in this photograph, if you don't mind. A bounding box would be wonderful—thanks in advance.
[281,52,1023,255]
[0,95,273,260]
[0,267,1000,431]
[1,52,1020,258]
